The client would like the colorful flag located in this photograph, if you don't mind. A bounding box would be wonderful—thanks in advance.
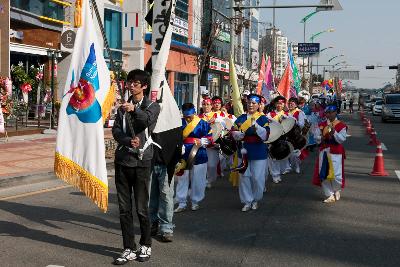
[277,64,291,101]
[256,53,266,95]
[229,55,244,117]
[288,45,301,95]
[262,55,274,101]
[54,0,115,212]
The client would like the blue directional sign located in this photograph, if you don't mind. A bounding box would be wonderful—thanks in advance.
[298,43,320,57]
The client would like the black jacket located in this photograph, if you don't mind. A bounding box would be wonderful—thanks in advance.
[112,96,160,167]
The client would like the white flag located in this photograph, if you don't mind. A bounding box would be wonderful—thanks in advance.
[54,0,115,212]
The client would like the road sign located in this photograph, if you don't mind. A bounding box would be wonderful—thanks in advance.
[329,71,359,80]
[298,43,320,57]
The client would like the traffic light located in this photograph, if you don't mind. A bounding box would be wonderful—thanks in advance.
[366,66,374,69]
[389,65,399,69]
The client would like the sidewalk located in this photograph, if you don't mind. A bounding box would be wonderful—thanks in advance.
[0,129,114,186]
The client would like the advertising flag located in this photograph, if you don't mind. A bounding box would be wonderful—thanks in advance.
[54,0,115,212]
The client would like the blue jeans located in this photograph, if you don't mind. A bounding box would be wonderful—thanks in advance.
[149,164,175,234]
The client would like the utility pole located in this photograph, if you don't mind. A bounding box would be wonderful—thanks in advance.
[272,0,276,74]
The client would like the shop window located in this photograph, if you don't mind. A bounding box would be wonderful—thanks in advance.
[11,0,64,21]
[174,73,194,108]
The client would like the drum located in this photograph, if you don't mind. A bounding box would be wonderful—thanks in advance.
[269,138,293,160]
[280,116,296,134]
[266,119,284,144]
[215,134,237,156]
[285,124,308,150]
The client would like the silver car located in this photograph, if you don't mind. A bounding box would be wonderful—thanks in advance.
[372,100,383,116]
[381,93,400,122]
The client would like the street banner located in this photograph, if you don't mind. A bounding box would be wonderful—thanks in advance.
[54,0,115,212]
[298,43,320,57]
[277,64,291,102]
[229,55,244,117]
[256,53,266,95]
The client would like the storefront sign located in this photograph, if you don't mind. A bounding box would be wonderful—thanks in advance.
[217,31,230,43]
[172,25,188,37]
[223,75,229,80]
[173,17,188,30]
[209,57,229,73]
[61,28,76,51]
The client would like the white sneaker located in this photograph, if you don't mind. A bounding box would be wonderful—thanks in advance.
[137,245,151,262]
[335,191,341,201]
[113,248,136,265]
[206,183,212,189]
[282,169,291,175]
[174,206,186,213]
[323,195,336,203]
[241,204,251,212]
[251,202,258,210]
[295,167,301,174]
[273,177,281,184]
[191,203,200,211]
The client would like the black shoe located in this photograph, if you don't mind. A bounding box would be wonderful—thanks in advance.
[113,248,136,265]
[137,245,151,262]
[160,232,173,243]
[151,222,159,236]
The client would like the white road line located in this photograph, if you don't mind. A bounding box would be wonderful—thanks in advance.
[381,143,388,151]
[395,170,400,181]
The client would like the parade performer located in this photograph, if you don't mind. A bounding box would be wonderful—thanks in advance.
[199,97,219,188]
[288,97,306,174]
[231,94,270,212]
[211,96,236,175]
[267,96,291,183]
[312,104,347,203]
[174,103,212,212]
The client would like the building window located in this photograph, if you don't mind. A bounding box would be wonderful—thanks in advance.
[174,72,194,107]
[11,0,64,21]
[104,8,122,62]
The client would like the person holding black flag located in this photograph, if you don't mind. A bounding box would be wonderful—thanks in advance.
[112,69,160,264]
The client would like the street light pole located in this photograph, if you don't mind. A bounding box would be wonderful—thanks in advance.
[50,52,55,129]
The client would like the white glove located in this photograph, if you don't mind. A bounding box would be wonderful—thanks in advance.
[232,131,245,141]
[200,137,210,147]
[181,145,186,155]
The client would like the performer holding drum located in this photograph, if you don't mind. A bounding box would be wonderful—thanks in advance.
[174,103,212,212]
[267,96,292,183]
[231,94,270,212]
[287,97,307,174]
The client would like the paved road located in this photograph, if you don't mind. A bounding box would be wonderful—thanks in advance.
[0,112,399,267]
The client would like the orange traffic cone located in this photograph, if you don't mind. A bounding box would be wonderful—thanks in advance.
[368,130,378,145]
[370,143,389,176]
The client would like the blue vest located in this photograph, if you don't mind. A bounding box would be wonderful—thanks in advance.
[234,114,270,160]
[182,118,211,165]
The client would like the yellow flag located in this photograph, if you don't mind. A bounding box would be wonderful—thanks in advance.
[229,55,244,117]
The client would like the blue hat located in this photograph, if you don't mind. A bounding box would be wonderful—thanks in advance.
[325,105,337,112]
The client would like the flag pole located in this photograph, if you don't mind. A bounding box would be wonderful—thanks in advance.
[90,0,136,135]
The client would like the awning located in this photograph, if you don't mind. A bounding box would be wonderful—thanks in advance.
[10,43,48,56]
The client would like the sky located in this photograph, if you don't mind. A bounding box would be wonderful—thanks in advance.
[258,0,400,89]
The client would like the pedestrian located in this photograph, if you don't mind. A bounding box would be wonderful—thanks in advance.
[343,99,347,110]
[349,98,354,114]
[149,125,183,243]
[231,94,270,212]
[312,104,347,203]
[0,107,5,134]
[112,69,161,264]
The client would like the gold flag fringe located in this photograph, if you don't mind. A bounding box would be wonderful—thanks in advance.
[54,152,108,212]
[101,83,116,123]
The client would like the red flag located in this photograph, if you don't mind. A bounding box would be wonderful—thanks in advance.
[277,64,291,101]
[256,53,266,94]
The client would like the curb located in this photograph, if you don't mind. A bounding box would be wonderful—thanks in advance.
[0,161,115,190]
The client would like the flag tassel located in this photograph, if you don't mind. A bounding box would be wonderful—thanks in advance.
[54,152,108,212]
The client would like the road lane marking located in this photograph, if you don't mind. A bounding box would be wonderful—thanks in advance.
[0,185,72,201]
[381,143,388,151]
[395,170,400,182]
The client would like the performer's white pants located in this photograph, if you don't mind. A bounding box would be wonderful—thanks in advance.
[239,159,267,205]
[206,148,219,183]
[289,150,301,172]
[320,152,343,197]
[219,153,227,171]
[269,158,291,181]
[175,163,207,207]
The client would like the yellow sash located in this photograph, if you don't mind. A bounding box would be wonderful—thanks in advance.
[183,116,201,139]
[239,112,263,132]
[322,119,340,137]
[271,110,286,122]
[288,108,300,116]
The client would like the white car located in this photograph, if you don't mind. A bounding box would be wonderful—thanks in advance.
[372,100,383,116]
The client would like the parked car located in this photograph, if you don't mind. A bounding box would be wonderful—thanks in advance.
[372,100,383,116]
[381,93,400,122]
[364,99,373,110]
